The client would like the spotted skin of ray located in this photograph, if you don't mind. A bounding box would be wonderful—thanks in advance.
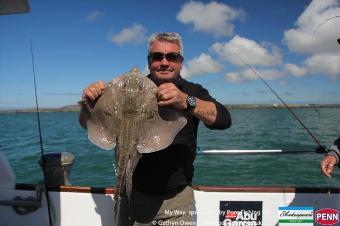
[86,67,187,225]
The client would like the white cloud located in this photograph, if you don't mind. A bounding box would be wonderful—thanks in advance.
[85,10,105,22]
[177,1,244,37]
[283,0,340,54]
[180,65,190,79]
[142,65,150,75]
[279,80,287,86]
[283,0,340,80]
[304,53,340,81]
[109,24,147,45]
[185,53,222,77]
[225,68,285,83]
[211,35,282,67]
[284,63,308,77]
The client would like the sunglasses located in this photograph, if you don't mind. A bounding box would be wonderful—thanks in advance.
[148,52,183,62]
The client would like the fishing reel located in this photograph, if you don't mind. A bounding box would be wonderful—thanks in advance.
[315,145,328,154]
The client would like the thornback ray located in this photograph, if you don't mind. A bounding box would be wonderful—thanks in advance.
[85,67,187,225]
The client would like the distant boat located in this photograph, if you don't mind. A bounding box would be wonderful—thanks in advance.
[315,102,320,111]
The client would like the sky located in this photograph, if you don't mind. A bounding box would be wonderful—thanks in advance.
[0,0,340,109]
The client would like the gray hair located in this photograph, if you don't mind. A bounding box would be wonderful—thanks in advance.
[147,32,184,57]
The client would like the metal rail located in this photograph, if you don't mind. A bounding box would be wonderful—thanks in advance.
[0,182,42,215]
[196,149,319,155]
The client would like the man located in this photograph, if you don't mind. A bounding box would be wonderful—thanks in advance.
[321,136,340,177]
[79,32,231,225]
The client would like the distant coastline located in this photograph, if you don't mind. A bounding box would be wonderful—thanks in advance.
[0,105,81,114]
[1,103,340,114]
[226,103,340,109]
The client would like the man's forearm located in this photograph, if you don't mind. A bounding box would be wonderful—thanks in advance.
[190,98,217,126]
[79,104,89,129]
[328,143,340,167]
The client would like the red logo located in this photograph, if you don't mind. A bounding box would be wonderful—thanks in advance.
[225,211,237,219]
[315,208,339,225]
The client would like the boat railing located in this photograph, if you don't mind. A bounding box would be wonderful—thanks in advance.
[196,147,321,155]
[0,181,43,215]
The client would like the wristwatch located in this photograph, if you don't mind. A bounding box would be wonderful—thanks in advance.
[185,95,196,111]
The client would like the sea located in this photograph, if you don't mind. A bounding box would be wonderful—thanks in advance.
[1,108,339,188]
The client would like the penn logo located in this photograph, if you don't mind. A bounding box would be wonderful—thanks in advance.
[315,208,339,225]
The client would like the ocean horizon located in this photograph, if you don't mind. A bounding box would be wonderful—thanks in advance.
[0,108,339,188]
[1,102,340,113]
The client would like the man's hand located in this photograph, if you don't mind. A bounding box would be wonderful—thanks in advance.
[156,82,218,126]
[82,80,106,102]
[320,155,337,177]
[157,83,187,110]
[79,80,106,129]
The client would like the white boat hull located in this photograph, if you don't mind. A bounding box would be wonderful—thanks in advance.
[1,185,339,226]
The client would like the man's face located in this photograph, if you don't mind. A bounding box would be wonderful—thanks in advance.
[148,40,183,83]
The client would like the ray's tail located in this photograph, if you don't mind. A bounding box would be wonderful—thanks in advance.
[112,158,128,226]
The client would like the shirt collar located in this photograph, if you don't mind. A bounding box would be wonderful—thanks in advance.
[147,74,183,88]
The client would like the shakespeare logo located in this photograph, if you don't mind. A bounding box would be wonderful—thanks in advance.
[279,206,313,225]
[219,201,262,226]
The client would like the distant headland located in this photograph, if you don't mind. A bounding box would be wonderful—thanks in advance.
[1,103,340,114]
[0,105,81,113]
[226,103,340,109]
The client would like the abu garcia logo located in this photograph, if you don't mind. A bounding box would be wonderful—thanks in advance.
[219,201,262,226]
[223,210,262,226]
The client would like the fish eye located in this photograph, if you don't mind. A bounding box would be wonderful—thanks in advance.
[137,78,144,91]
[103,111,112,117]
[120,78,129,89]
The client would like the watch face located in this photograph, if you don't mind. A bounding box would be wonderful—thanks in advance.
[187,96,196,108]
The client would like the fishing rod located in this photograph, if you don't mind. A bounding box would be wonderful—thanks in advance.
[230,50,327,153]
[313,16,340,35]
[313,15,340,47]
[30,40,54,226]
